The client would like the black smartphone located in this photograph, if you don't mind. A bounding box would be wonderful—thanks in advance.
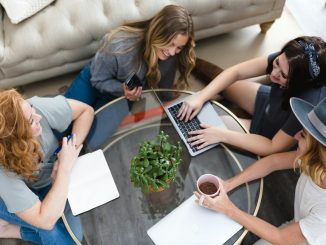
[125,72,142,90]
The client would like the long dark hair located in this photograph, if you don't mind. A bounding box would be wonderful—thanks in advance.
[266,36,326,108]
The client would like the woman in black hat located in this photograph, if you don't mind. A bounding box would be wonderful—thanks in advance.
[195,97,326,244]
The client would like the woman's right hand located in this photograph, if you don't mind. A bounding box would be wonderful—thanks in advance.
[194,183,235,214]
[123,84,142,101]
[57,134,83,173]
[177,93,206,122]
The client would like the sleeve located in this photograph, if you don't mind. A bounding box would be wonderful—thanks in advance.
[281,88,325,136]
[299,205,326,244]
[281,112,302,136]
[90,52,124,97]
[28,95,72,133]
[0,169,39,213]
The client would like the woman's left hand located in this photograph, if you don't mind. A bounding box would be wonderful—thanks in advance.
[194,183,233,214]
[123,84,142,101]
[188,124,226,149]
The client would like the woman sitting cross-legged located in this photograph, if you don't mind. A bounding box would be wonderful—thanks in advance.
[0,89,94,244]
[195,96,326,244]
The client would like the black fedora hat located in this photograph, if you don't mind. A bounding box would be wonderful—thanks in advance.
[290,97,326,147]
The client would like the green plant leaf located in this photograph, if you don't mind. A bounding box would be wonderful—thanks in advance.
[130,130,182,192]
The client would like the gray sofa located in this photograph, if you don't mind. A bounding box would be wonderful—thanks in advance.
[0,0,285,88]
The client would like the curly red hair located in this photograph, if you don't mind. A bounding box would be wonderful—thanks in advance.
[0,89,42,181]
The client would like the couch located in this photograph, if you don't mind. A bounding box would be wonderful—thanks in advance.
[0,0,285,89]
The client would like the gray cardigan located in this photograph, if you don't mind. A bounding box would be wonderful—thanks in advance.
[90,33,178,97]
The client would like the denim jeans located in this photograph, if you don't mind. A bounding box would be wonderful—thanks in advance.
[0,185,83,245]
[64,63,111,109]
[65,63,131,151]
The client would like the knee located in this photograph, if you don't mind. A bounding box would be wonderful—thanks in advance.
[37,221,77,245]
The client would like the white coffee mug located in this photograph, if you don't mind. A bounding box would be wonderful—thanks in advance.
[196,174,221,197]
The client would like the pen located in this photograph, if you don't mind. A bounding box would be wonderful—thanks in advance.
[52,135,73,157]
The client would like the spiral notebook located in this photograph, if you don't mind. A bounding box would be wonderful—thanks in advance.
[67,149,119,215]
[147,195,242,245]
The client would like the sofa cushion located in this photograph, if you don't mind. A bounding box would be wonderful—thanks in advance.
[0,0,286,88]
[0,0,54,24]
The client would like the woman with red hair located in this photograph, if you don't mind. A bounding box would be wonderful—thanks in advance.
[0,89,94,244]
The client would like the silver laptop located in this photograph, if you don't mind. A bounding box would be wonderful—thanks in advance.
[152,90,226,156]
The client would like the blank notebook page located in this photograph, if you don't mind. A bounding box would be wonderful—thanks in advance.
[67,149,119,215]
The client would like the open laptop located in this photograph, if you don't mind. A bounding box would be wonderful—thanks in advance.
[152,90,226,156]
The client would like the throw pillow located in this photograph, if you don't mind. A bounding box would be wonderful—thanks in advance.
[0,0,55,24]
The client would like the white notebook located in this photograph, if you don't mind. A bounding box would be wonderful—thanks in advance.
[67,149,119,215]
[147,195,242,245]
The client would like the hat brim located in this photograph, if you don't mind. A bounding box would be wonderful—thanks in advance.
[290,98,326,147]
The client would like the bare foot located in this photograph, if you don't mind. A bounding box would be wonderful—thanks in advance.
[0,218,21,239]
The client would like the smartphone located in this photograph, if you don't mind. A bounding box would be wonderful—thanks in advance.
[125,72,142,90]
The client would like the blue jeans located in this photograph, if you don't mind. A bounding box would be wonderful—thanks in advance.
[64,63,113,109]
[65,63,131,151]
[0,185,83,245]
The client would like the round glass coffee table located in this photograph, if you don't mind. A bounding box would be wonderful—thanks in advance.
[80,89,263,245]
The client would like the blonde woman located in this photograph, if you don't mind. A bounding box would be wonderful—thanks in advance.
[195,96,326,244]
[65,4,196,109]
[0,89,94,244]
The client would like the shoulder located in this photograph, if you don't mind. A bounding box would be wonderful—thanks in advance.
[28,95,71,117]
[0,167,39,213]
[99,31,142,53]
[298,86,326,104]
[94,33,142,65]
[28,95,70,109]
[28,95,72,129]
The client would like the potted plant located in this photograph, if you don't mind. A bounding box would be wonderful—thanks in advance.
[130,131,182,192]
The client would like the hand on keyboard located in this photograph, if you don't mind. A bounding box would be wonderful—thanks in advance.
[177,95,205,122]
[187,124,224,150]
[168,103,201,152]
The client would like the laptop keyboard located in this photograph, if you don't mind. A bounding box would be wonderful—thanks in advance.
[167,103,201,153]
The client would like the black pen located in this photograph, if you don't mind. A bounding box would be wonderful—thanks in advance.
[52,135,73,157]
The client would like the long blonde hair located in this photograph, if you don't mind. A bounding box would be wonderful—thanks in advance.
[0,89,42,181]
[296,132,326,186]
[100,5,196,89]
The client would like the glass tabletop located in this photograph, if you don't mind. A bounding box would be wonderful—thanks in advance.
[80,89,263,245]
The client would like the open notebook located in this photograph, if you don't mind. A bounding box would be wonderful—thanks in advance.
[67,149,119,215]
[147,195,242,245]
